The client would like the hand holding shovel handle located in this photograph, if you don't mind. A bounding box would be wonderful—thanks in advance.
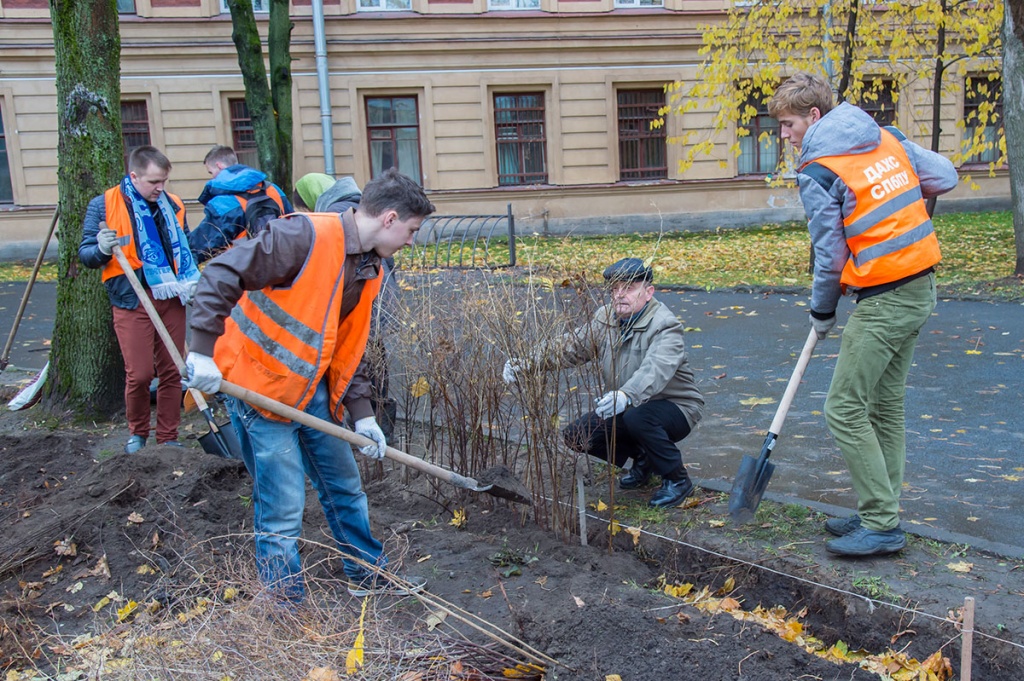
[728,328,819,523]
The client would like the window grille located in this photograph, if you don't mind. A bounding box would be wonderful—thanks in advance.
[737,91,779,175]
[121,100,151,171]
[229,98,259,169]
[963,75,1002,165]
[618,89,667,180]
[494,93,547,186]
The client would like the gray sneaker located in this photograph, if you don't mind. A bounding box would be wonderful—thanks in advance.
[826,526,906,557]
[824,514,862,537]
[124,435,146,454]
[347,573,427,597]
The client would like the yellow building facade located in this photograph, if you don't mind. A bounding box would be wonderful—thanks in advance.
[0,0,1008,258]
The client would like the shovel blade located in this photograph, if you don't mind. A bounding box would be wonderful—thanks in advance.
[199,421,243,459]
[728,453,776,524]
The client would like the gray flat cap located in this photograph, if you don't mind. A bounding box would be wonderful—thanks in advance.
[603,257,653,284]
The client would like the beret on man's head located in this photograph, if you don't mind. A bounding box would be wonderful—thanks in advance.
[603,257,653,284]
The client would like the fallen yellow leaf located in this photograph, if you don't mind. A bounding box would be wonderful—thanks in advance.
[739,397,776,406]
[947,561,973,573]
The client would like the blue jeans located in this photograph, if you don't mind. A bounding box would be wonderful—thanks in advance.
[227,380,386,603]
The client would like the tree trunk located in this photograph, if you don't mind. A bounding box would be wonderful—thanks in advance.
[924,0,949,216]
[47,0,126,417]
[268,0,294,197]
[835,0,859,103]
[227,0,282,185]
[1006,0,1024,276]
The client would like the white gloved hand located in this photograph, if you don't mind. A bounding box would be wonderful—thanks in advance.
[185,280,199,304]
[97,228,118,256]
[595,390,630,419]
[502,358,526,385]
[354,417,387,460]
[183,352,222,394]
[809,312,837,340]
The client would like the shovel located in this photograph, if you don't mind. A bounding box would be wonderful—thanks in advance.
[218,380,532,505]
[728,328,819,524]
[111,246,243,459]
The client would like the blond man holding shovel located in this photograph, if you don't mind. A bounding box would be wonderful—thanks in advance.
[184,168,434,605]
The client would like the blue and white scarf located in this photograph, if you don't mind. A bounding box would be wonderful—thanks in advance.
[121,175,200,304]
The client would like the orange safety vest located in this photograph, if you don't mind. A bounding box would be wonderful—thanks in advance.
[214,213,382,422]
[233,184,287,241]
[101,186,186,282]
[805,128,941,290]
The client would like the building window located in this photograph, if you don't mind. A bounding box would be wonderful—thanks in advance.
[229,98,259,169]
[737,90,779,175]
[494,92,547,186]
[614,0,663,6]
[617,89,667,181]
[359,0,410,9]
[963,75,1002,164]
[855,79,898,127]
[0,108,12,204]
[117,0,136,13]
[488,0,540,9]
[220,0,268,12]
[121,100,151,171]
[366,96,422,185]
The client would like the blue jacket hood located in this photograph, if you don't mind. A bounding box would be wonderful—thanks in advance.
[198,164,268,204]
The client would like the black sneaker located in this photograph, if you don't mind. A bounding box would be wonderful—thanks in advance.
[825,526,906,557]
[347,573,427,597]
[824,514,862,537]
[649,477,694,508]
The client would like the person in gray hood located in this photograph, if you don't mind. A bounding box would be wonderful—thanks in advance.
[503,258,704,508]
[769,72,958,557]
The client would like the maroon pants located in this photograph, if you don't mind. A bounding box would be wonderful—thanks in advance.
[111,295,186,444]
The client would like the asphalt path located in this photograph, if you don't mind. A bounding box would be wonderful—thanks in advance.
[3,281,1023,557]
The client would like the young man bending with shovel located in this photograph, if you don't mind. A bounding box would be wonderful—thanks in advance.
[768,73,958,557]
[184,168,435,603]
[503,258,704,508]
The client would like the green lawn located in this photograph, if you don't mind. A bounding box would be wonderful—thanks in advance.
[5,210,1020,300]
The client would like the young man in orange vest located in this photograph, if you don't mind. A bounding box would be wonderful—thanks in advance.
[768,73,958,557]
[184,168,434,603]
[78,145,200,454]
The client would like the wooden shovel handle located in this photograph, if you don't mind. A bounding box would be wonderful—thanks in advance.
[767,328,819,436]
[110,246,216,418]
[218,380,489,491]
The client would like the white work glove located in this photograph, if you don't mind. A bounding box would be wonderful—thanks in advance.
[184,280,199,304]
[809,312,837,340]
[183,352,222,394]
[594,390,629,419]
[97,228,118,256]
[354,417,387,460]
[502,358,527,385]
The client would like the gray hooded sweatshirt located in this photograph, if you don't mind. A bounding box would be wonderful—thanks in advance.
[796,102,958,316]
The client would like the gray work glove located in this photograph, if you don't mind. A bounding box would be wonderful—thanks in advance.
[354,416,387,460]
[183,352,222,394]
[809,312,837,340]
[97,228,118,256]
[502,358,527,385]
[594,390,629,419]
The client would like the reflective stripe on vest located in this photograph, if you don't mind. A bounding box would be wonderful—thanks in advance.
[214,212,382,421]
[101,186,186,282]
[806,129,941,289]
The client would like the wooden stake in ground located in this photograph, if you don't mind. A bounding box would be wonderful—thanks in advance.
[960,595,975,681]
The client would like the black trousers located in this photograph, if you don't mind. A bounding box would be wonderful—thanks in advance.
[562,399,692,481]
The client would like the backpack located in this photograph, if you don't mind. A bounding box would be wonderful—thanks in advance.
[241,188,283,238]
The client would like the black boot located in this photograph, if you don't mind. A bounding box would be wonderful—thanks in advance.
[619,459,652,490]
[649,476,694,508]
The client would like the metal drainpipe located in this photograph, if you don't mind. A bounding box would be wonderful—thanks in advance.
[310,0,335,175]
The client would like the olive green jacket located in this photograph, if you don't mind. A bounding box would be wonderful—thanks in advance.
[544,297,704,427]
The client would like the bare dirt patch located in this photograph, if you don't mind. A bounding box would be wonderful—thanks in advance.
[2,404,1023,680]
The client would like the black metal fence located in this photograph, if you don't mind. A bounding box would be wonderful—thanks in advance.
[405,203,516,269]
